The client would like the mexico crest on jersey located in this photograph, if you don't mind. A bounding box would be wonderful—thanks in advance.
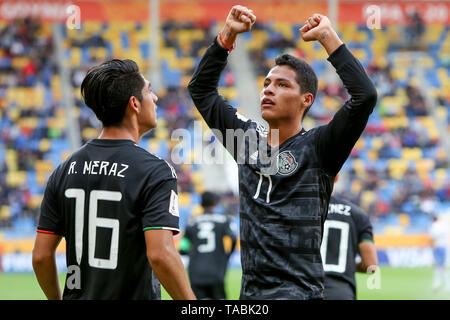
[277,151,298,175]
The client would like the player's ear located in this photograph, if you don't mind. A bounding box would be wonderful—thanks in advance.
[302,92,314,108]
[128,95,141,113]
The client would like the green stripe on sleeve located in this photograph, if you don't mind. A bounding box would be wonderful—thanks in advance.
[143,227,163,231]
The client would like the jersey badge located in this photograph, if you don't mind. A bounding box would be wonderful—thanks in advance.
[277,151,298,175]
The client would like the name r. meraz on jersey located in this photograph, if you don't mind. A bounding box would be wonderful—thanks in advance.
[67,161,129,178]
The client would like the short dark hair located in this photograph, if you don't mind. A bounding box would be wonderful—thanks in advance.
[274,54,318,119]
[81,59,145,126]
[201,191,219,210]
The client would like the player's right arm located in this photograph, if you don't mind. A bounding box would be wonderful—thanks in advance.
[187,5,256,154]
[33,170,64,300]
[32,232,63,300]
[145,229,196,300]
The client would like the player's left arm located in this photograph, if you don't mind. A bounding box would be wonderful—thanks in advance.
[356,241,378,273]
[301,14,378,175]
[353,206,378,273]
[32,232,63,300]
[226,219,238,255]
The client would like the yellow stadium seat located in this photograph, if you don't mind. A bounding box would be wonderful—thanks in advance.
[178,192,192,207]
[246,30,269,51]
[84,21,102,34]
[29,195,44,209]
[194,184,205,195]
[218,87,237,101]
[11,57,29,69]
[36,171,49,186]
[383,226,404,236]
[388,159,409,179]
[35,160,53,173]
[0,205,10,220]
[354,137,365,150]
[416,159,435,179]
[371,137,383,150]
[350,180,362,195]
[18,117,38,130]
[402,148,422,160]
[6,171,26,188]
[155,127,168,140]
[368,150,378,160]
[47,117,67,130]
[6,150,18,171]
[351,48,367,61]
[360,190,375,212]
[82,127,100,140]
[192,204,203,217]
[352,159,366,179]
[398,213,410,227]
[423,24,444,43]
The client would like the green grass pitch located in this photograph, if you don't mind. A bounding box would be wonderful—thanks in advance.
[0,267,449,300]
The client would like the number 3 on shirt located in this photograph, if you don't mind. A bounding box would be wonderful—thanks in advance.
[65,188,121,270]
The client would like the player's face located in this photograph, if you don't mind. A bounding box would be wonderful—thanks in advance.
[260,65,304,125]
[139,77,158,130]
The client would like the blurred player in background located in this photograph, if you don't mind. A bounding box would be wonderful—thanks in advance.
[32,59,196,300]
[180,191,237,299]
[188,5,377,299]
[429,214,449,292]
[321,176,378,300]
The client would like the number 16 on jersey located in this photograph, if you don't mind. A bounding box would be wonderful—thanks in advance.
[65,188,122,270]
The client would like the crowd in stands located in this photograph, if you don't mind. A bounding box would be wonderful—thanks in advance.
[0,18,56,230]
[0,16,449,235]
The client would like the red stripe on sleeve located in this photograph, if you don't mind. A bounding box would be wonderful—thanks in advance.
[37,229,55,234]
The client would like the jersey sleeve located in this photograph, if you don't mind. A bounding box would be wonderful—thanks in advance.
[37,171,64,235]
[141,174,180,235]
[188,37,253,159]
[353,206,374,244]
[316,44,378,175]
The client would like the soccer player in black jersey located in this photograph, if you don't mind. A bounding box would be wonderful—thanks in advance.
[32,59,196,300]
[188,5,377,299]
[322,191,378,300]
[180,191,237,299]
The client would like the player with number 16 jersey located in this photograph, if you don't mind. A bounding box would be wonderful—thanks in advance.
[33,59,195,300]
[37,140,178,299]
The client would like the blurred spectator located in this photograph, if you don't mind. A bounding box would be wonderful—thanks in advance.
[405,11,425,45]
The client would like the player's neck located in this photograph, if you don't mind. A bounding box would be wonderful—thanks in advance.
[267,122,302,147]
[98,125,139,144]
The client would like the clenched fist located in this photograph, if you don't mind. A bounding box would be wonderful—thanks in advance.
[225,5,256,34]
[299,14,343,55]
[218,5,256,50]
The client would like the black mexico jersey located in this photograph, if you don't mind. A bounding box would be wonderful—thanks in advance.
[188,39,377,299]
[184,213,237,285]
[322,195,374,299]
[37,139,179,300]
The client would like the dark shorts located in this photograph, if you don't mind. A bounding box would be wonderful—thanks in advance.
[191,283,226,300]
[324,277,355,300]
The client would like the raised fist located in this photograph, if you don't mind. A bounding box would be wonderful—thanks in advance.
[225,5,256,35]
[299,14,333,42]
